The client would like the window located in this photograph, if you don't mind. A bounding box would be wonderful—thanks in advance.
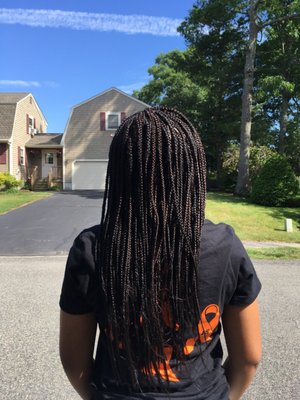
[28,116,34,129]
[0,143,7,164]
[100,112,126,131]
[45,152,54,164]
[106,113,120,130]
[20,147,25,166]
[27,114,36,134]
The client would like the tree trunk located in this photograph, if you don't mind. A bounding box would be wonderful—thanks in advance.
[278,92,289,154]
[235,0,259,196]
[216,143,223,190]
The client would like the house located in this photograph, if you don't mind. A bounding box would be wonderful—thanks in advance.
[62,87,149,190]
[0,92,63,189]
[25,133,63,189]
[0,88,149,191]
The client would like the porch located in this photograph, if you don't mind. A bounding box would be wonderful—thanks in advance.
[25,134,63,190]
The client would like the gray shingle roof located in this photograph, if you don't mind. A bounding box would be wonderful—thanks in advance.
[0,92,29,104]
[0,93,31,140]
[0,104,17,140]
[25,134,63,147]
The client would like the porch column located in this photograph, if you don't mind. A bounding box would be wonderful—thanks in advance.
[8,141,13,175]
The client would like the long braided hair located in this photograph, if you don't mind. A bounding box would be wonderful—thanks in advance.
[95,107,206,389]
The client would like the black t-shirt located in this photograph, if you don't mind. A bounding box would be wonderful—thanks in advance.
[60,220,261,400]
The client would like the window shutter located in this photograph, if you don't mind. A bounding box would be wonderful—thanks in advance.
[34,118,36,129]
[121,112,127,123]
[0,144,6,164]
[18,146,21,165]
[100,112,106,131]
[26,114,29,134]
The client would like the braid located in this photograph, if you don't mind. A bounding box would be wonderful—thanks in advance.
[95,106,206,390]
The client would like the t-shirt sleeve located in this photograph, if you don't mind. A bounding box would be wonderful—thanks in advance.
[59,229,97,314]
[227,232,262,307]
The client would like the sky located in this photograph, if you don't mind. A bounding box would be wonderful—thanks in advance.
[0,1,195,133]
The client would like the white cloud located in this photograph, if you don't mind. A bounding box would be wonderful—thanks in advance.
[118,81,147,94]
[0,8,182,36]
[0,80,41,87]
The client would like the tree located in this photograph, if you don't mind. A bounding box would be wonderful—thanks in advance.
[178,0,300,195]
[235,0,300,195]
[134,45,243,186]
[180,22,245,184]
[221,144,276,190]
[256,0,300,154]
[135,0,300,192]
[235,0,260,196]
[133,50,207,124]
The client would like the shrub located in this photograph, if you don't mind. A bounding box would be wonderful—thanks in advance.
[221,144,276,191]
[0,172,22,191]
[251,155,299,206]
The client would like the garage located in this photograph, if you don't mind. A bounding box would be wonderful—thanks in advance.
[72,160,108,190]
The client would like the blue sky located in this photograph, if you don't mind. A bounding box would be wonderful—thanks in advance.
[0,1,194,132]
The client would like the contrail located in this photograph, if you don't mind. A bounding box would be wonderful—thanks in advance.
[0,8,182,37]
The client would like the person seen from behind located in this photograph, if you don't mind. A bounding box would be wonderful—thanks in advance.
[59,107,262,399]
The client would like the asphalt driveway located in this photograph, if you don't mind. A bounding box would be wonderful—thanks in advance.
[0,191,103,255]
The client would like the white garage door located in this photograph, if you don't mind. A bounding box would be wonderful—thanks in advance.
[72,160,108,190]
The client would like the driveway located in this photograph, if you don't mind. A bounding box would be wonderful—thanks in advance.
[0,191,103,255]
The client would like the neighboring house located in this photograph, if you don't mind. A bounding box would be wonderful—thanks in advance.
[0,88,149,191]
[25,133,63,188]
[0,92,63,188]
[62,87,149,190]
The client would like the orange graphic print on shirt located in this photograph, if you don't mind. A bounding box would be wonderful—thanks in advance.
[147,304,221,382]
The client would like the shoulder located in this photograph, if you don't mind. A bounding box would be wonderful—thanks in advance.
[60,224,101,314]
[200,220,235,260]
[200,221,261,307]
[202,219,234,241]
[201,219,252,273]
[71,224,101,256]
[75,224,101,244]
[66,224,101,275]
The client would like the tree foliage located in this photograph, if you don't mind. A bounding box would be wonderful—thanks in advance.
[133,0,300,194]
[133,50,207,124]
[221,144,276,190]
[256,0,300,154]
[251,155,299,206]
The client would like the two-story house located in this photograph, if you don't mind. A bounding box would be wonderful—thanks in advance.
[0,88,149,191]
[62,87,149,190]
[0,92,63,189]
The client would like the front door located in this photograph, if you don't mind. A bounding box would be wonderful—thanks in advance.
[42,150,57,178]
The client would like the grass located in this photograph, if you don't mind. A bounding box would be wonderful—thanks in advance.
[0,190,52,214]
[1,189,299,245]
[246,247,300,260]
[206,192,300,243]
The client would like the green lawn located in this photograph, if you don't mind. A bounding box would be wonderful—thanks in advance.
[206,192,300,243]
[1,190,299,245]
[246,246,300,260]
[0,191,52,214]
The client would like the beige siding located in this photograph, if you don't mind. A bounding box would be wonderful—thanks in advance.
[0,164,8,173]
[64,89,147,188]
[0,162,9,173]
[12,95,47,180]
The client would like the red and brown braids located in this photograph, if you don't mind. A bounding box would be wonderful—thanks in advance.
[95,107,206,389]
